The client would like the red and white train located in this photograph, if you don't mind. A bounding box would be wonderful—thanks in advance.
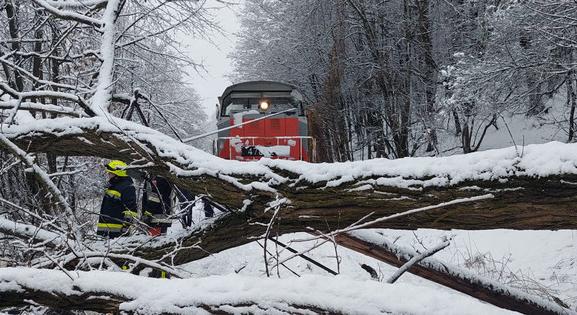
[214,81,315,162]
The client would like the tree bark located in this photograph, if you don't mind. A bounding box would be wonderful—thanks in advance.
[568,70,576,142]
[4,0,24,92]
[416,0,438,154]
[0,289,125,314]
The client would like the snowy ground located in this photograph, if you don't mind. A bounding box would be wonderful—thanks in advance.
[386,229,577,307]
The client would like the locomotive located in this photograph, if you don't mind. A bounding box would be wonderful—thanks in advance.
[214,81,315,162]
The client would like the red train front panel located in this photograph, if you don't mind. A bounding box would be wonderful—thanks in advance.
[215,114,311,161]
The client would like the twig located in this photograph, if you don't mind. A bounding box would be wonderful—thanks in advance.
[256,241,300,277]
[387,239,451,284]
[263,202,282,277]
[270,238,338,276]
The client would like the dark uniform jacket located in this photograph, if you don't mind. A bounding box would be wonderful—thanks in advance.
[142,176,172,216]
[98,176,137,235]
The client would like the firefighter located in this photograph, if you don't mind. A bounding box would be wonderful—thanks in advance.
[142,175,173,236]
[97,160,137,238]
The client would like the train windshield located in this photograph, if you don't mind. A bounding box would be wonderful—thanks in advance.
[222,97,301,116]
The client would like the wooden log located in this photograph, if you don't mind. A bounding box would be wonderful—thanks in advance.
[0,269,350,314]
[5,122,577,232]
[334,232,572,315]
[0,290,125,313]
[4,119,577,267]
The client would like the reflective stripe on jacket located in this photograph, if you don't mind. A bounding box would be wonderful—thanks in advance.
[105,189,121,199]
[96,222,125,233]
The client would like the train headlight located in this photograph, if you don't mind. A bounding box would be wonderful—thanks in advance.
[259,100,269,111]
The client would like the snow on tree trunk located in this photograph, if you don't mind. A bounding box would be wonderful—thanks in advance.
[89,0,122,117]
[3,118,577,265]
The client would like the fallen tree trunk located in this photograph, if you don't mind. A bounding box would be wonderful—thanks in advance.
[335,231,572,315]
[0,288,125,314]
[5,118,577,227]
[0,274,328,314]
[1,268,470,314]
[4,117,577,265]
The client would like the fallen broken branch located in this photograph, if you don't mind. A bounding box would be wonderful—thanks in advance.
[3,117,577,265]
[386,238,450,284]
[335,231,572,315]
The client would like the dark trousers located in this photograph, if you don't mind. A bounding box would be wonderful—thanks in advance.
[97,230,123,238]
[204,199,214,217]
[150,269,170,279]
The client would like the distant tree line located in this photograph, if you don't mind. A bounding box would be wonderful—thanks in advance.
[231,0,577,161]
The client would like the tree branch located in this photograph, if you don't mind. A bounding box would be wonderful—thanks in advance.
[33,0,104,27]
[335,231,571,315]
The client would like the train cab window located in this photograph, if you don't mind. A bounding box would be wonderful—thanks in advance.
[225,103,245,116]
[223,98,249,116]
[247,98,296,113]
[221,95,303,117]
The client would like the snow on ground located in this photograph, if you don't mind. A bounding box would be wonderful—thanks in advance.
[437,91,569,156]
[0,267,517,315]
[480,113,561,151]
[481,92,569,151]
[385,229,577,307]
[436,112,563,156]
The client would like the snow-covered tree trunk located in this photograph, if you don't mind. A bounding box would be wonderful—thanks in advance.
[3,120,577,266]
[90,0,122,117]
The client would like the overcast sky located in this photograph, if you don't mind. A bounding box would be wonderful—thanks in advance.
[182,2,242,118]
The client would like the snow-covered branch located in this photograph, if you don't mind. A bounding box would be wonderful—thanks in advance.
[44,0,108,9]
[386,238,450,284]
[336,231,572,315]
[0,134,79,239]
[2,116,577,234]
[33,0,104,27]
[88,0,122,116]
[0,82,95,117]
[0,54,87,92]
[0,101,86,117]
[0,214,65,248]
